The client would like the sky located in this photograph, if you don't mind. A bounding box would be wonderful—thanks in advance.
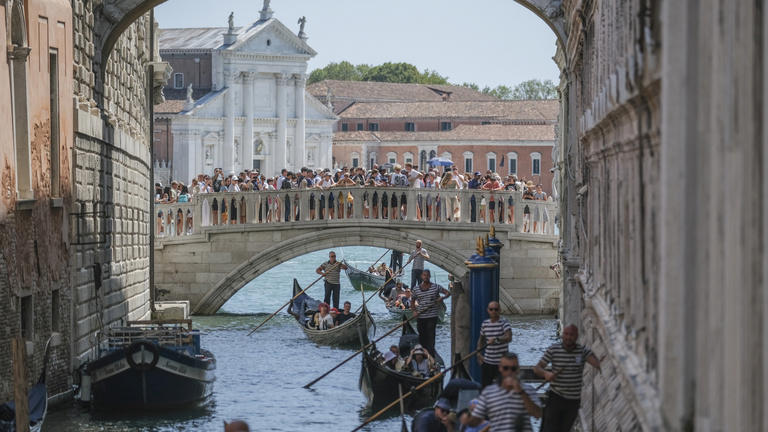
[154,0,559,89]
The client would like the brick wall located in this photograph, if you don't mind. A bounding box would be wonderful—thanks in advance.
[161,52,213,92]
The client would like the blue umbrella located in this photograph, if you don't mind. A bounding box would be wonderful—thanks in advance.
[427,157,454,167]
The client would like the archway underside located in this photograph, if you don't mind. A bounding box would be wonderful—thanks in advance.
[189,226,473,314]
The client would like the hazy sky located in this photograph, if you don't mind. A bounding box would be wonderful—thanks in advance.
[154,0,559,89]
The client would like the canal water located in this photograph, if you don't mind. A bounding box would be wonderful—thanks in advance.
[44,247,558,431]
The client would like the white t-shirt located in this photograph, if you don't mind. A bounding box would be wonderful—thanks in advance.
[316,313,334,330]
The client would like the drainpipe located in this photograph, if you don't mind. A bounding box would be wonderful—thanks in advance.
[148,9,156,314]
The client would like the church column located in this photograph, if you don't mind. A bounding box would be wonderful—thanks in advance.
[275,73,288,173]
[242,71,255,171]
[223,71,236,174]
[294,74,306,168]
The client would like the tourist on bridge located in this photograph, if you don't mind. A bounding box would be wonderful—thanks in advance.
[413,269,450,357]
[476,301,513,387]
[468,352,541,431]
[315,251,348,309]
[534,324,601,432]
[409,240,430,289]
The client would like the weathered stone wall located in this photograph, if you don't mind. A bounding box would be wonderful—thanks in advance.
[71,0,154,365]
[0,0,74,402]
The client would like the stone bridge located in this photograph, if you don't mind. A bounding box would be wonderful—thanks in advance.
[153,187,559,314]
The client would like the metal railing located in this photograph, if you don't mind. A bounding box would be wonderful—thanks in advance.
[154,187,558,239]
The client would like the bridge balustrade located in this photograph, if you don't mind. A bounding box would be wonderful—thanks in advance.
[154,187,558,239]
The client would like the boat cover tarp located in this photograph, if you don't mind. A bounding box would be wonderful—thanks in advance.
[0,382,47,432]
[290,279,321,326]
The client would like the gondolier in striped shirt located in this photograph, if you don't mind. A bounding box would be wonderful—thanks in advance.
[476,301,513,387]
[468,352,542,431]
[534,324,601,432]
[412,269,450,357]
[315,251,348,309]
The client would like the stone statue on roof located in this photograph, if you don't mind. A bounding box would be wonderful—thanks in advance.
[297,16,307,38]
[186,84,194,103]
[228,12,234,33]
[260,0,273,20]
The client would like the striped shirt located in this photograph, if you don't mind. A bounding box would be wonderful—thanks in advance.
[473,382,540,432]
[412,282,446,318]
[539,343,593,400]
[320,261,342,284]
[480,318,513,365]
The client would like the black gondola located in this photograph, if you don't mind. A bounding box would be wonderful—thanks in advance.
[359,319,444,410]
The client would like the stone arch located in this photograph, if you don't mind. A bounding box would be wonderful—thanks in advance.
[8,0,32,199]
[192,227,470,314]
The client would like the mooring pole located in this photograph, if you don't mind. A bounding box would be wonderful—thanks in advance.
[465,237,498,382]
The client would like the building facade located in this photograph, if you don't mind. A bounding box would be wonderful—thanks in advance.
[154,6,336,182]
[0,0,74,402]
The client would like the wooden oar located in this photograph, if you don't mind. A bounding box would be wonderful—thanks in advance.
[370,249,391,270]
[303,313,420,389]
[247,261,340,336]
[535,368,562,391]
[398,383,408,432]
[350,344,488,432]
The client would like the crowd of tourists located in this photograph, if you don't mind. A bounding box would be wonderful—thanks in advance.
[153,163,553,235]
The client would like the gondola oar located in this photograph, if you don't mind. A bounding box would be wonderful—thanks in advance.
[350,343,488,432]
[303,313,420,389]
[534,368,562,391]
[398,383,408,432]
[247,261,340,335]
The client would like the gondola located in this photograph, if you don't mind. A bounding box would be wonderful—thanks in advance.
[359,319,444,410]
[386,301,447,324]
[344,262,391,291]
[80,320,216,410]
[289,279,374,347]
[0,333,60,432]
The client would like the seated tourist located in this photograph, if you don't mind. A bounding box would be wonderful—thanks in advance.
[310,302,334,330]
[405,345,436,377]
[383,282,405,306]
[335,301,356,325]
[330,307,341,325]
[381,350,405,371]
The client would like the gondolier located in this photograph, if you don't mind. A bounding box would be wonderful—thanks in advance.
[409,240,430,289]
[533,324,601,432]
[316,251,348,309]
[476,301,513,387]
[412,269,450,357]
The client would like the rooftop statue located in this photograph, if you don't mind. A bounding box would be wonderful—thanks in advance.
[228,12,234,33]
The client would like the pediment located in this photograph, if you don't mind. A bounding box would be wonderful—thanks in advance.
[228,19,316,57]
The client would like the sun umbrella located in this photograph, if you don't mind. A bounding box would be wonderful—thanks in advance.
[427,157,454,167]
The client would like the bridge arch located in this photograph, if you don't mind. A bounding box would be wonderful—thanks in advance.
[189,226,471,314]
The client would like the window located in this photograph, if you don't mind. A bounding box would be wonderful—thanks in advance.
[356,123,364,131]
[429,150,436,159]
[173,73,184,89]
[487,152,497,173]
[51,289,60,332]
[507,152,518,175]
[49,50,60,197]
[387,152,397,164]
[341,123,349,132]
[252,160,261,170]
[351,152,360,168]
[463,151,473,173]
[403,152,414,165]
[531,152,541,175]
[21,295,33,340]
[440,121,452,131]
[368,123,379,132]
[419,150,427,169]
[405,122,415,131]
[481,121,491,125]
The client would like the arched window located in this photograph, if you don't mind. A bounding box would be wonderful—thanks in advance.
[463,151,473,173]
[507,152,518,176]
[429,150,437,159]
[369,152,377,168]
[386,152,397,164]
[351,152,360,168]
[419,150,427,168]
[486,152,497,173]
[403,151,414,165]
[531,152,542,175]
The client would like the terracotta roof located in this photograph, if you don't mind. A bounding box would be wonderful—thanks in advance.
[154,88,211,114]
[334,124,555,142]
[337,100,559,122]
[307,80,498,112]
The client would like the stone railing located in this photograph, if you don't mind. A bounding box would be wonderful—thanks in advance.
[154,187,558,239]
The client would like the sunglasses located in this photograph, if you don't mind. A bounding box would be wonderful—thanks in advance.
[488,307,500,311]
[501,365,519,372]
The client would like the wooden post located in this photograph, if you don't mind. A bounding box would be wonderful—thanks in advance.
[12,336,29,432]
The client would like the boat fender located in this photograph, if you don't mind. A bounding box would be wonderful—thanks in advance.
[125,341,160,371]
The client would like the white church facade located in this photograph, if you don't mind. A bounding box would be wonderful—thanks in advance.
[154,3,337,182]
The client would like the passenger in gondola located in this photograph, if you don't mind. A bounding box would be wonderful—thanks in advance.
[380,281,404,306]
[381,350,405,371]
[330,307,341,325]
[310,302,335,330]
[335,301,356,325]
[405,345,436,377]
